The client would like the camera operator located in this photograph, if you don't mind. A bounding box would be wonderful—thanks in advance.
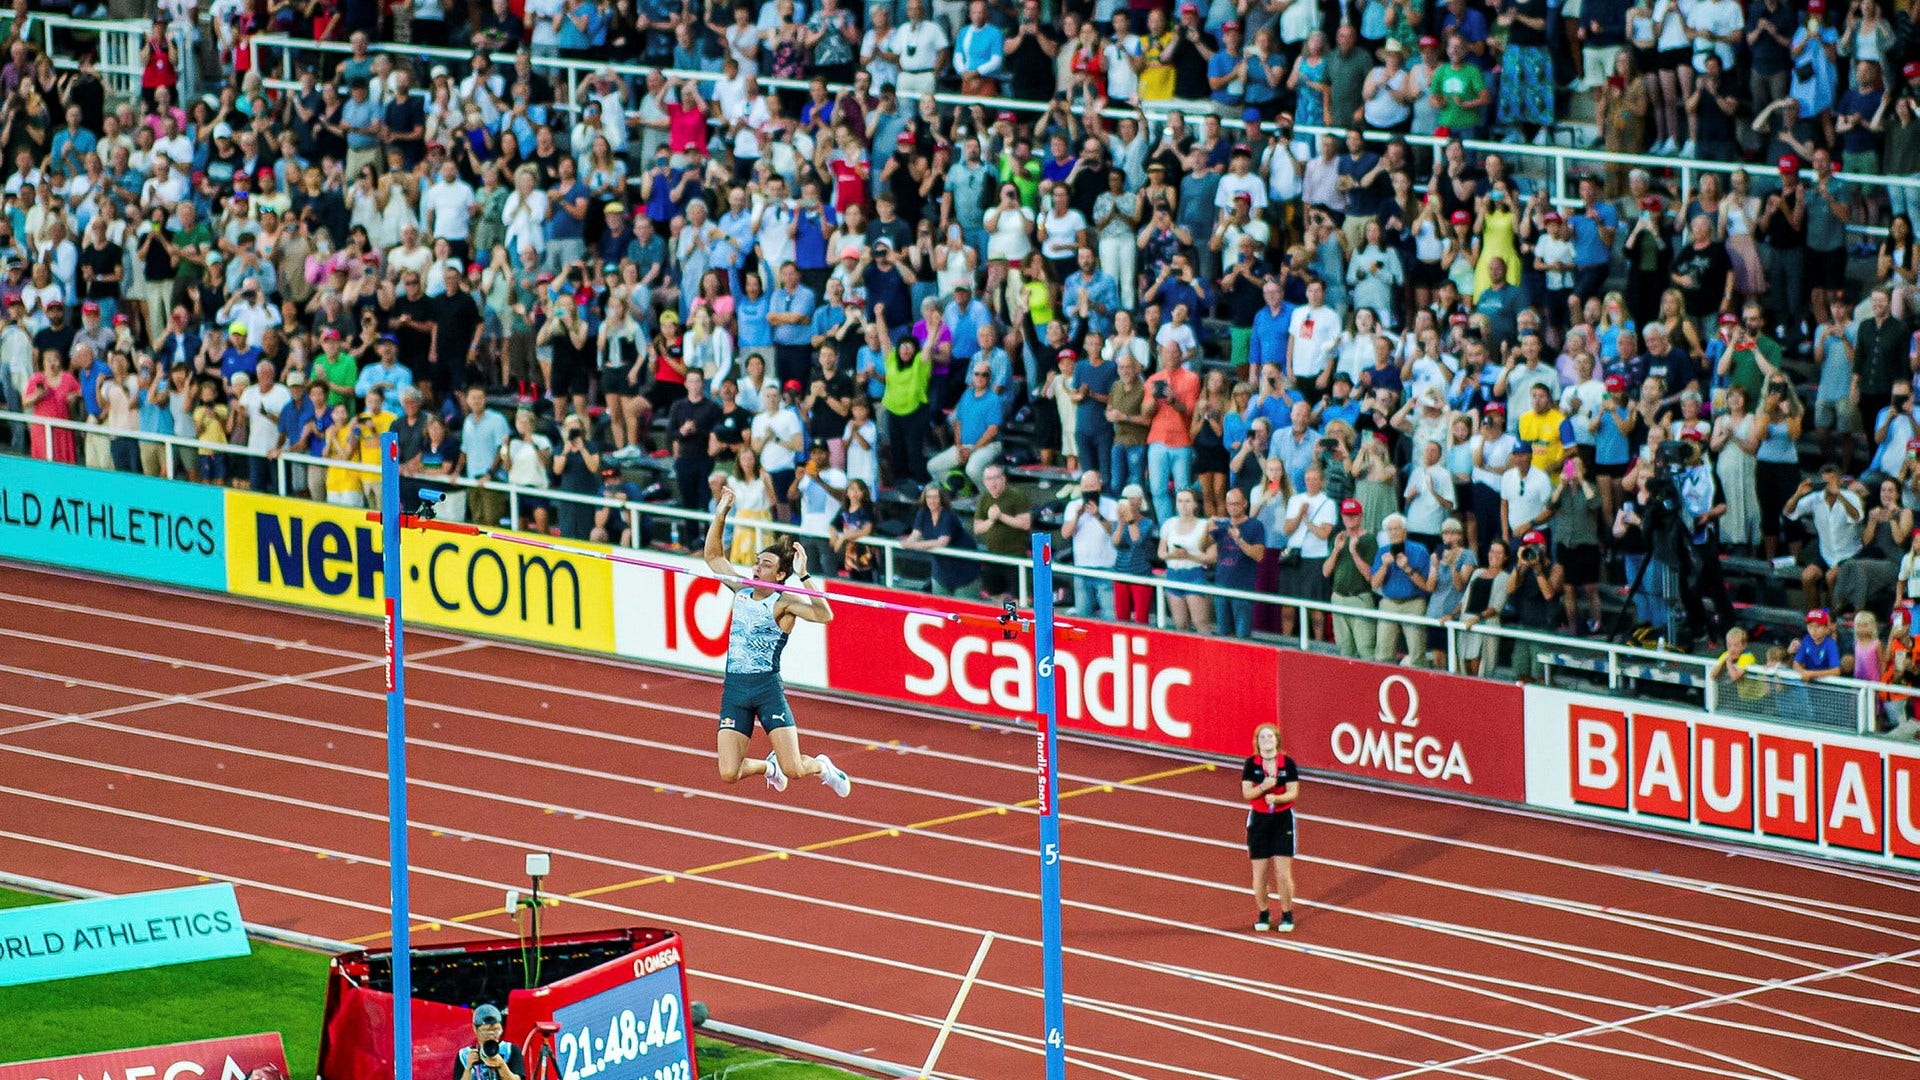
[1503,529,1561,682]
[455,1004,523,1080]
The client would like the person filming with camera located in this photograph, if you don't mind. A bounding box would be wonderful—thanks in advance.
[1503,529,1561,682]
[455,1004,523,1080]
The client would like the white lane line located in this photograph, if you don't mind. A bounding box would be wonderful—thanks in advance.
[8,577,1915,904]
[5,728,1894,1080]
[9,614,1911,966]
[1378,943,1920,1080]
[0,827,504,937]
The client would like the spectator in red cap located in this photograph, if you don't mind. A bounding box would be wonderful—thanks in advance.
[1792,608,1844,680]
[1324,495,1379,658]
[1505,529,1560,681]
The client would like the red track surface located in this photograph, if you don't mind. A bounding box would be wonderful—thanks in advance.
[3,562,1918,1079]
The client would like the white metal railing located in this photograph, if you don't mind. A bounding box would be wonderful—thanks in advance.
[0,13,147,100]
[246,30,1919,239]
[2,408,1903,737]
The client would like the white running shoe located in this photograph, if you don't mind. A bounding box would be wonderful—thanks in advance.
[815,754,853,798]
[764,751,788,793]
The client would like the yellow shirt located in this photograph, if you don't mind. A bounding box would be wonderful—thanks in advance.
[192,403,229,452]
[325,423,365,495]
[1517,407,1567,476]
[1138,32,1176,100]
[354,412,395,471]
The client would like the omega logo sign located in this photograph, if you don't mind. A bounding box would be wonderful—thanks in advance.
[1328,674,1475,784]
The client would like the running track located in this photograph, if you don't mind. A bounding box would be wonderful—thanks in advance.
[2,563,1917,1080]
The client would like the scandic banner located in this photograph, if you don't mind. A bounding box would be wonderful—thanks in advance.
[823,582,1277,756]
[1278,655,1528,802]
[0,1033,290,1080]
[1524,686,1920,867]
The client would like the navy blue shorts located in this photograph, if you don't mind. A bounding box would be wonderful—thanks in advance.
[719,671,795,736]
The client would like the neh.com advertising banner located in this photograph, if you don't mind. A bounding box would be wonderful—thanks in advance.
[1525,686,1920,868]
[1278,656,1528,802]
[822,583,1276,756]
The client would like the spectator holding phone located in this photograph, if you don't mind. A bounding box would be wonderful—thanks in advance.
[455,1003,524,1080]
[1370,513,1435,665]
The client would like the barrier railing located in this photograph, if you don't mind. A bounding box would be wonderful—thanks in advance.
[2,408,1900,736]
[246,30,1920,236]
[0,12,147,100]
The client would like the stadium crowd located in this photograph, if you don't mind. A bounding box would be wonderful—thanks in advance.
[6,0,1920,729]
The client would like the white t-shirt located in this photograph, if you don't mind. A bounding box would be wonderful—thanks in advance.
[1039,208,1087,260]
[891,19,950,74]
[1102,38,1142,100]
[1534,232,1577,291]
[1470,431,1517,488]
[1063,495,1120,569]
[504,434,554,489]
[240,382,292,453]
[1500,466,1553,532]
[1287,305,1339,378]
[1403,463,1455,536]
[1214,171,1267,212]
[423,179,476,242]
[752,408,803,472]
[1282,491,1337,557]
[795,467,848,536]
[1560,378,1606,445]
[843,417,879,490]
[526,0,564,47]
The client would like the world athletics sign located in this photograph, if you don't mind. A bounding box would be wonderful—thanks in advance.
[0,884,250,987]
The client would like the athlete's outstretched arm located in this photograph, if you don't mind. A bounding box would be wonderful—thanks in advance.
[704,485,737,578]
[783,541,834,624]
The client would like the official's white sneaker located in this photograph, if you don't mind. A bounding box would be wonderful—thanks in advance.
[764,751,788,793]
[815,754,852,798]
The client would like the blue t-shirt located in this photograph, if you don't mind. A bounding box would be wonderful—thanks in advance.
[952,389,1004,446]
[548,181,589,240]
[1569,205,1618,268]
[1793,634,1840,672]
[736,292,773,349]
[1212,517,1266,589]
[1371,539,1433,602]
[1073,359,1119,435]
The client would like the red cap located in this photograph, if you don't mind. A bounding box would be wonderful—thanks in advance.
[1058,348,1079,360]
[1223,19,1241,30]
[360,252,381,263]
[1484,402,1506,414]
[112,313,129,325]
[1449,312,1470,324]
[1339,498,1363,516]
[320,327,342,340]
[1639,195,1662,211]
[1806,608,1831,626]
[1681,428,1706,442]
[1807,0,1826,12]
[1433,126,1452,140]
[899,131,916,146]
[1907,437,1920,453]
[1778,154,1801,174]
[783,379,803,392]
[1179,1,1198,12]
[258,167,274,181]
[1233,191,1252,202]
[1604,374,1627,392]
[81,301,99,314]
[1905,61,1920,83]
[1542,211,1563,224]
[997,110,1016,122]
[467,261,485,275]
[1896,600,1916,621]
[1521,530,1545,546]
[1419,35,1439,48]
[535,270,555,283]
[1718,311,1738,325]
[573,287,594,307]
[1449,209,1471,225]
